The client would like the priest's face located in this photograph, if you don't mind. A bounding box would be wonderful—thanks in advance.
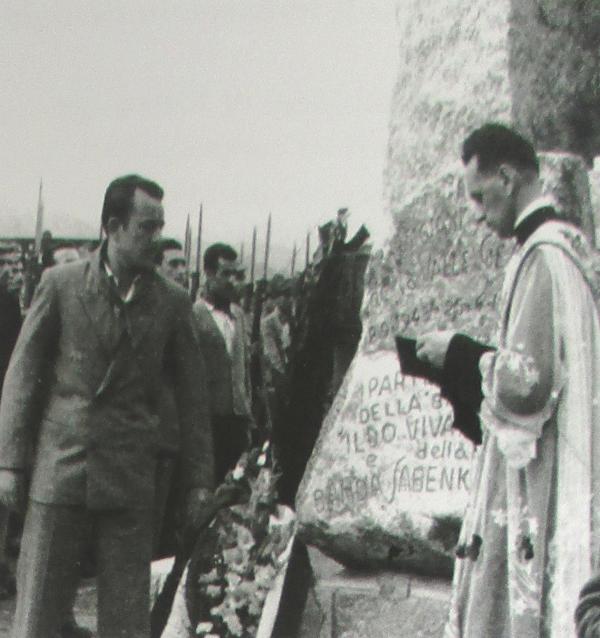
[464,156,517,238]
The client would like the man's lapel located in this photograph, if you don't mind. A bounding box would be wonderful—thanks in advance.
[127,274,159,352]
[77,249,116,357]
[197,299,229,355]
[94,273,160,398]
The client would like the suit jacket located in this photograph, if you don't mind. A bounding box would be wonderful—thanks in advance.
[192,299,252,419]
[0,289,22,393]
[0,248,214,510]
[260,309,288,383]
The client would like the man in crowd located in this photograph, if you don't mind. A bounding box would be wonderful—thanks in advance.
[0,242,23,600]
[152,237,189,557]
[0,174,214,638]
[157,238,187,289]
[193,243,253,484]
[415,123,600,637]
[260,275,292,438]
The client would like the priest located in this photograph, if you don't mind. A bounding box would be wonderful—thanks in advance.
[415,123,600,637]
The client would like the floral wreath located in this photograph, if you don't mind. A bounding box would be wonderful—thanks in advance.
[185,441,295,637]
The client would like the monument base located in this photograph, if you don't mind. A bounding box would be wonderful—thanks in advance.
[297,547,451,638]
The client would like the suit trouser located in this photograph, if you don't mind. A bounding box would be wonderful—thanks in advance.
[152,456,176,557]
[213,415,250,485]
[12,500,153,638]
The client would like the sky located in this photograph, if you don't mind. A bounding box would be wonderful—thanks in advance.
[1,1,398,271]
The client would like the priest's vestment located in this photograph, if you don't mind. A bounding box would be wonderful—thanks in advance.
[445,214,600,638]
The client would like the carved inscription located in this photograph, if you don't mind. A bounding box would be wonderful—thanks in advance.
[361,192,511,354]
[310,357,475,520]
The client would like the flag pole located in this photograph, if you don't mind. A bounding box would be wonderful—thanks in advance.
[34,179,44,256]
[184,214,191,270]
[250,226,257,285]
[263,213,271,281]
[191,204,203,300]
[305,230,311,269]
[290,242,297,276]
[195,204,203,275]
[183,214,192,296]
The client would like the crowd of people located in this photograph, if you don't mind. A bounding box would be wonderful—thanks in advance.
[0,174,369,638]
[1,121,599,638]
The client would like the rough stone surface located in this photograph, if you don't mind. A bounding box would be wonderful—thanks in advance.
[297,351,473,575]
[297,547,451,638]
[297,0,599,573]
[333,592,448,638]
[510,0,600,164]
[539,153,594,238]
[591,157,600,248]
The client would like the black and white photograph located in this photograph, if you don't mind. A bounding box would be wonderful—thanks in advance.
[1,1,600,637]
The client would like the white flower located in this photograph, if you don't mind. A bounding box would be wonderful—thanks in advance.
[232,465,244,480]
[257,453,267,467]
[491,508,508,527]
[197,568,220,584]
[262,440,270,452]
[205,584,222,598]
[222,547,244,566]
[236,525,255,551]
[196,621,213,634]
[226,573,242,588]
[223,609,244,636]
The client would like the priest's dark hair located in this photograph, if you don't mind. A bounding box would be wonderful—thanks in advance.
[462,123,539,175]
[204,243,238,274]
[101,174,164,231]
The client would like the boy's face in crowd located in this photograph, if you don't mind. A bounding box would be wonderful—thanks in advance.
[0,250,23,293]
[207,257,238,305]
[161,249,187,287]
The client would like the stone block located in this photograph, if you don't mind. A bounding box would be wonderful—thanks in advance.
[590,157,600,247]
[332,589,449,638]
[297,351,472,575]
[539,153,594,240]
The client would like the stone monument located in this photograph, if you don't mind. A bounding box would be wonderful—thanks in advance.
[296,0,600,575]
[591,157,600,247]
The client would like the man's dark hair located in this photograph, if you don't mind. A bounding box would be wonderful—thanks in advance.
[101,174,164,231]
[204,243,238,274]
[154,238,183,266]
[462,123,539,175]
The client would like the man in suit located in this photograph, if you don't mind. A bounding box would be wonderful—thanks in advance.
[260,276,292,440]
[0,174,214,638]
[193,243,253,484]
[152,238,188,558]
[0,243,23,600]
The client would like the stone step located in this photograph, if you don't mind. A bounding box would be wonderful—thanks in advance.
[298,548,451,638]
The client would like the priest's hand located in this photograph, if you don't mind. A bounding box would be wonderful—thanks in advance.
[0,470,25,512]
[415,330,455,370]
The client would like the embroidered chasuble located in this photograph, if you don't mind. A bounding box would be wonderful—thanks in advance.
[445,219,600,638]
